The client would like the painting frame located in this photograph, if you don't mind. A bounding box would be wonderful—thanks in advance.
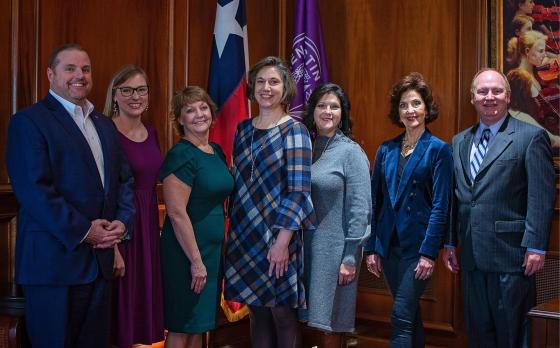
[488,0,504,71]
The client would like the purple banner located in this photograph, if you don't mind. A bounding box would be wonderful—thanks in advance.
[288,0,329,121]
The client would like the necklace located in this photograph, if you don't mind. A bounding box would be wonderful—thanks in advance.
[249,116,284,182]
[401,131,423,157]
[313,134,335,163]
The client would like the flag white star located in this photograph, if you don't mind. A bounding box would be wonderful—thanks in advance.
[213,0,245,58]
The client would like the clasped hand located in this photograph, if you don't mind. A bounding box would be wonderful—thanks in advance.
[85,219,125,248]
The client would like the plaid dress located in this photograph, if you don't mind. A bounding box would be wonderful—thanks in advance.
[224,118,316,308]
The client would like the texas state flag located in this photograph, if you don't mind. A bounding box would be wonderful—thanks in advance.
[208,0,250,322]
[208,0,250,166]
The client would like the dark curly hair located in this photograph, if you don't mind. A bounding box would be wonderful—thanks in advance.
[388,72,439,128]
[246,56,296,108]
[303,83,353,139]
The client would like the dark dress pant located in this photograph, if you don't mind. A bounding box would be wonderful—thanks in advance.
[23,276,112,348]
[462,269,535,348]
[383,247,429,348]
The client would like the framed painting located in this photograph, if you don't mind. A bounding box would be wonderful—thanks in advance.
[490,0,560,164]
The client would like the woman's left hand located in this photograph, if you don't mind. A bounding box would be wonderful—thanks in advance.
[338,263,356,285]
[414,256,435,280]
[113,245,125,278]
[267,234,291,279]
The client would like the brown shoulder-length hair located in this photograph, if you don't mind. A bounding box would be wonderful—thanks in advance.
[103,65,149,117]
[388,72,439,128]
[170,86,218,136]
[246,56,296,109]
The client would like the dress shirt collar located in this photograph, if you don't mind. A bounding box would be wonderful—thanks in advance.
[49,89,94,118]
[477,113,507,138]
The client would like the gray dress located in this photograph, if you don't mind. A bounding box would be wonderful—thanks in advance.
[302,131,372,332]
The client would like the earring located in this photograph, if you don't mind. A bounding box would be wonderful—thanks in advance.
[112,102,119,114]
[339,121,343,129]
[144,103,149,113]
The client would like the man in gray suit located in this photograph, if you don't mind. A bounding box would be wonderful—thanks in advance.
[443,68,555,348]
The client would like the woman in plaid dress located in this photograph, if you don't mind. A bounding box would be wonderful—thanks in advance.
[224,56,316,348]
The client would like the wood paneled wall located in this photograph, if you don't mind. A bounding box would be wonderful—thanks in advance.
[311,1,484,346]
[0,0,288,281]
[0,0,556,347]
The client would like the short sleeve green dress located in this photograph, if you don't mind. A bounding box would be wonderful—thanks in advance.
[159,139,233,333]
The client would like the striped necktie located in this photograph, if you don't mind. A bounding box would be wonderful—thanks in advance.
[470,128,491,180]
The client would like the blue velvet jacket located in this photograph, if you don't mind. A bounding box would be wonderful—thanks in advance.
[364,130,453,260]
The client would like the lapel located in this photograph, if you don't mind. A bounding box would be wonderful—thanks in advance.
[395,130,431,204]
[91,113,112,193]
[384,135,401,209]
[459,125,476,185]
[476,114,514,177]
[44,94,104,191]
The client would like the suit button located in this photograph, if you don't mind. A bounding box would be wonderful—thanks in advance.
[407,206,411,213]
[471,201,476,207]
[409,192,414,197]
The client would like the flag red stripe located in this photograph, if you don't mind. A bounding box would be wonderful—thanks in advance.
[209,76,249,166]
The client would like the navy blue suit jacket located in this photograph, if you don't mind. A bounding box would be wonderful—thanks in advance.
[364,130,453,260]
[6,93,135,285]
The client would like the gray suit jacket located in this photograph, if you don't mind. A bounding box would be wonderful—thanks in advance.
[447,115,555,273]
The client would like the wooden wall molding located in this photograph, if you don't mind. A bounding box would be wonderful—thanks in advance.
[0,185,17,284]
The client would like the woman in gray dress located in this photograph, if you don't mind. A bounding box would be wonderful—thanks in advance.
[302,83,372,347]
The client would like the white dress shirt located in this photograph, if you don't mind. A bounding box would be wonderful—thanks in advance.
[49,90,105,187]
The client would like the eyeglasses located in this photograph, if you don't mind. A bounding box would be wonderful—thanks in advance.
[115,86,149,97]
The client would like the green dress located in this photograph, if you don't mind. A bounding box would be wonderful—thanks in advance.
[159,140,233,333]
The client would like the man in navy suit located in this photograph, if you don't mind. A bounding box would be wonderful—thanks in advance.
[6,43,135,348]
[443,68,555,347]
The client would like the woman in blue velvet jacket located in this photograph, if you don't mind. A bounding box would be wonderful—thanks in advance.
[364,72,453,348]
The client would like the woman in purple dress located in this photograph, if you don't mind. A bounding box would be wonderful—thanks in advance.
[104,65,164,347]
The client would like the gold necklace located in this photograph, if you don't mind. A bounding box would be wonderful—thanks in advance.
[249,116,283,182]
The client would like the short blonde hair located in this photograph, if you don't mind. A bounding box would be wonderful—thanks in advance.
[170,86,218,136]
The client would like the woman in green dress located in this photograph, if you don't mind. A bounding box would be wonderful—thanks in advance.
[160,86,233,348]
